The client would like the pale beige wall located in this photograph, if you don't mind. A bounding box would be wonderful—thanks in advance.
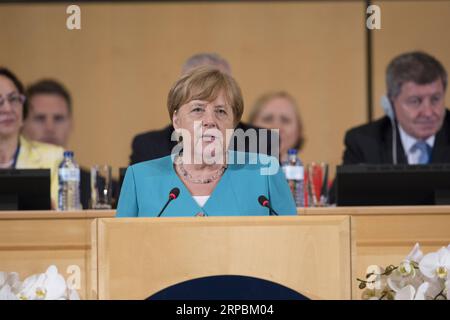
[372,1,450,120]
[0,2,367,176]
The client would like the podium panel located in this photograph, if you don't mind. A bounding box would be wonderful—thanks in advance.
[303,206,450,299]
[97,216,352,300]
[352,213,450,299]
[0,211,115,300]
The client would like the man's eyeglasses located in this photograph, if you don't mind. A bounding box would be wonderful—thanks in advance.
[0,94,26,108]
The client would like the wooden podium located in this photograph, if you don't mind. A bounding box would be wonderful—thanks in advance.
[96,216,352,300]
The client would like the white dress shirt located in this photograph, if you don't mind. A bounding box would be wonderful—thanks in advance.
[192,195,210,207]
[398,125,435,164]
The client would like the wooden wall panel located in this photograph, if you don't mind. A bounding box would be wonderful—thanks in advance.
[0,2,366,177]
[372,1,450,120]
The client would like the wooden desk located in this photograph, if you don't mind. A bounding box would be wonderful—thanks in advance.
[1,206,449,300]
[302,206,450,299]
[0,210,116,300]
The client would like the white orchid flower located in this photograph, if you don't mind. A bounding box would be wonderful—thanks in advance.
[387,243,424,293]
[419,247,450,280]
[394,243,424,278]
[1,266,79,300]
[17,266,67,300]
[387,271,424,293]
[42,265,68,300]
[395,282,429,300]
[387,249,424,293]
[17,273,45,300]
[398,260,415,276]
[0,284,19,300]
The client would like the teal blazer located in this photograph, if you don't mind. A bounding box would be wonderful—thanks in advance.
[116,152,297,217]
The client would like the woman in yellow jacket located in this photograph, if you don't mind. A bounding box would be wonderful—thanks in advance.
[0,68,63,207]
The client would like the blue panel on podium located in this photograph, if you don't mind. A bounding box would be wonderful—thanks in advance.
[147,275,309,300]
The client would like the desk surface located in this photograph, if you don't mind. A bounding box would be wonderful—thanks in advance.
[0,210,116,219]
[1,207,449,300]
[300,205,450,215]
[2,206,450,219]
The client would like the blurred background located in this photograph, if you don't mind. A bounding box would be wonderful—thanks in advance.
[1,0,449,177]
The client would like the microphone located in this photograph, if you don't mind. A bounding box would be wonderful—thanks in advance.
[157,187,180,217]
[258,195,279,216]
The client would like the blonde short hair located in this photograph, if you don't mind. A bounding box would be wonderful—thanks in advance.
[248,91,305,150]
[167,66,243,126]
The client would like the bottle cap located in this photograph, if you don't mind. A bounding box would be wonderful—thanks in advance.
[288,149,298,155]
[64,151,74,158]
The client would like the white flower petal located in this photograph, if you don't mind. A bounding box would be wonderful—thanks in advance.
[395,285,415,300]
[419,252,440,279]
[414,282,429,300]
[406,243,424,263]
[437,247,450,263]
[45,265,58,278]
[0,284,19,300]
[44,272,67,300]
[441,249,450,270]
[387,273,404,292]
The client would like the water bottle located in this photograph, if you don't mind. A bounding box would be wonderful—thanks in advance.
[58,151,81,211]
[282,149,304,207]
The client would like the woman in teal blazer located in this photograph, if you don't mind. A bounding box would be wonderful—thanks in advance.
[116,67,296,217]
[117,152,296,217]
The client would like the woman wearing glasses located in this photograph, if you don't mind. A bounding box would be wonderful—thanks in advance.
[0,68,64,206]
[117,66,296,217]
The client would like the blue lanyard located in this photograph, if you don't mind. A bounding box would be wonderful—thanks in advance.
[12,141,20,168]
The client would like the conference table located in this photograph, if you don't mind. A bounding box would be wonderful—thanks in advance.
[0,206,449,300]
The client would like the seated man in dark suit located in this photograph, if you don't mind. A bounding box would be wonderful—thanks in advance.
[329,51,449,204]
[130,53,278,164]
[344,51,449,165]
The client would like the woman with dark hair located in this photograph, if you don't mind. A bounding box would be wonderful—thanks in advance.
[0,67,63,206]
